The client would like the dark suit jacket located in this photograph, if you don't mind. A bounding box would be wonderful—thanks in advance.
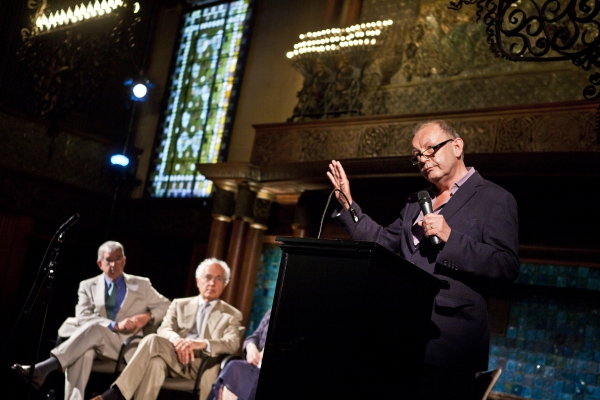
[335,171,519,372]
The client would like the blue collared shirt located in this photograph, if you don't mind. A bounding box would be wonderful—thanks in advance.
[104,274,126,330]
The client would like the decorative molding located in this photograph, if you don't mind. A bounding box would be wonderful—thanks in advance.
[251,101,599,167]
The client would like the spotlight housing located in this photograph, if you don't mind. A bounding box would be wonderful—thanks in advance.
[124,77,153,101]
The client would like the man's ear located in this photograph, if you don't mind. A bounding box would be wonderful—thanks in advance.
[453,137,464,158]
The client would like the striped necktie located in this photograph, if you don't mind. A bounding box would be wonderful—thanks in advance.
[105,282,117,320]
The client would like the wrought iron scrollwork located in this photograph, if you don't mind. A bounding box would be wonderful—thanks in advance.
[448,0,600,141]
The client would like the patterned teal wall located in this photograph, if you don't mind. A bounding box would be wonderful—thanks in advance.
[246,244,281,334]
[249,249,600,399]
[491,264,600,399]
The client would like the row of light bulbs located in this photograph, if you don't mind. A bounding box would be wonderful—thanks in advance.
[286,20,393,59]
[34,0,136,32]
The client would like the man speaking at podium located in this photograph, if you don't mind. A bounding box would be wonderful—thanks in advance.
[327,120,519,400]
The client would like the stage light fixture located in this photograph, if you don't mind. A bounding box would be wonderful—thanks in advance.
[132,83,148,99]
[124,77,153,101]
[110,154,130,167]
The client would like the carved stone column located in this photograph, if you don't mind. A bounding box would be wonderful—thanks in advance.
[206,183,237,260]
[222,183,258,305]
[236,189,275,328]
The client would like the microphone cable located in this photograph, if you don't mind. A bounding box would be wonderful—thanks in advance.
[317,188,358,239]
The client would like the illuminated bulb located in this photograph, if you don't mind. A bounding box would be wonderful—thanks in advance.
[110,154,130,167]
[132,83,148,99]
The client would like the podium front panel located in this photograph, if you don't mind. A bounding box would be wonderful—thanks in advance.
[256,237,443,399]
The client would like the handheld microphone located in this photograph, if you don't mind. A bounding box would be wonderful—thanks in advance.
[58,213,80,233]
[417,191,440,245]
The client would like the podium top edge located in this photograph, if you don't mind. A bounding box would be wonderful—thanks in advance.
[275,236,379,248]
[274,236,449,290]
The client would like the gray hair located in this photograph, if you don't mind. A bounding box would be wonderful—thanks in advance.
[195,258,231,284]
[97,241,125,261]
[412,120,460,139]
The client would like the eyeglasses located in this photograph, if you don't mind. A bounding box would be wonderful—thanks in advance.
[410,138,454,165]
[200,274,225,284]
[102,256,124,264]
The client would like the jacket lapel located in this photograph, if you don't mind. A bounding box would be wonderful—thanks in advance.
[406,195,423,254]
[184,297,200,331]
[205,300,223,339]
[439,171,483,222]
[94,274,107,316]
[115,273,139,318]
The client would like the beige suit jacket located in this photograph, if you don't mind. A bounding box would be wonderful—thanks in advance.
[58,272,171,340]
[156,296,243,397]
[157,296,243,356]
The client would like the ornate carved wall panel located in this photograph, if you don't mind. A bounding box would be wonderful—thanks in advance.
[252,101,599,167]
[0,109,115,194]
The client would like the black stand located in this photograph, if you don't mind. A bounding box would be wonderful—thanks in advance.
[7,214,79,399]
[256,237,448,399]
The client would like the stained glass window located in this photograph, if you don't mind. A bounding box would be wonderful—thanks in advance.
[149,0,251,197]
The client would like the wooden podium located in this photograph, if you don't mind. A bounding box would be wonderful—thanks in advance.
[255,237,447,399]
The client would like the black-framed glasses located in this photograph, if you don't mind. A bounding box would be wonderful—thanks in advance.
[410,138,454,165]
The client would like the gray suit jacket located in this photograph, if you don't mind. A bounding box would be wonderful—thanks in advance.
[58,272,171,340]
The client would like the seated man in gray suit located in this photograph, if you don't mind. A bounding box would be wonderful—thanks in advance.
[12,240,171,400]
[92,257,243,400]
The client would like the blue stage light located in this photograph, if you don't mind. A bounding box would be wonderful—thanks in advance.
[124,77,153,102]
[110,154,130,167]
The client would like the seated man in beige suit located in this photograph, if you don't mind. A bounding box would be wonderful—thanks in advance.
[12,240,171,400]
[92,257,243,400]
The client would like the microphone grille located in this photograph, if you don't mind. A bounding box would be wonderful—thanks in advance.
[418,190,431,203]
